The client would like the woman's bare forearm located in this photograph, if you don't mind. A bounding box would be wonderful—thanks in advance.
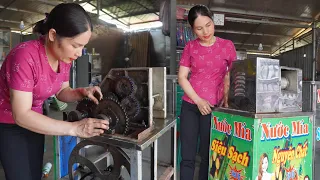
[13,110,76,136]
[178,77,201,103]
[223,72,230,101]
[56,87,84,102]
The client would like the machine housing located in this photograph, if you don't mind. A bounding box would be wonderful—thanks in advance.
[228,57,302,113]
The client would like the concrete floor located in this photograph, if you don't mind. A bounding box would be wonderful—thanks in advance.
[0,103,202,180]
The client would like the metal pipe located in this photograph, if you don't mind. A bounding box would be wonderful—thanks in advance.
[215,29,290,37]
[96,0,100,17]
[225,17,309,28]
[170,0,177,75]
[312,22,316,81]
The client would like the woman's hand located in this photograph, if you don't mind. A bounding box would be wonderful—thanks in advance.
[195,98,213,115]
[79,86,103,104]
[71,118,109,138]
[219,97,229,108]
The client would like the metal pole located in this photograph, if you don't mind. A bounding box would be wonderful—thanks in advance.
[170,0,177,75]
[312,22,316,81]
[312,22,317,112]
[96,0,100,17]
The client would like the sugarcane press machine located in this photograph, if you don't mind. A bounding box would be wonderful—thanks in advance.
[208,57,314,180]
[54,67,177,180]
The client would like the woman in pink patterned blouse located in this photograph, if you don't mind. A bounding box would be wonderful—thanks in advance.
[0,3,109,180]
[178,5,237,180]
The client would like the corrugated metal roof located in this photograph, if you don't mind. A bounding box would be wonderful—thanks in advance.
[0,0,318,54]
[177,0,319,54]
[0,0,161,32]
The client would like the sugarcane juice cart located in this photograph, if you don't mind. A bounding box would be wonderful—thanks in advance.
[208,58,313,180]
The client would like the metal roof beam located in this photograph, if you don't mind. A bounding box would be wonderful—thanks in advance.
[234,42,272,47]
[215,29,291,37]
[210,7,313,23]
[29,0,61,6]
[101,0,129,9]
[178,5,313,22]
[87,2,128,27]
[132,0,159,16]
[0,18,20,24]
[117,10,158,19]
[225,17,310,28]
[0,5,42,15]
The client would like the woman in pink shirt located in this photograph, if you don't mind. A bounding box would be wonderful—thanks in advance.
[178,5,236,180]
[0,3,109,180]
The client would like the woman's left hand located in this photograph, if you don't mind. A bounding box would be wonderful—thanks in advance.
[219,97,229,108]
[79,86,103,104]
[223,97,229,108]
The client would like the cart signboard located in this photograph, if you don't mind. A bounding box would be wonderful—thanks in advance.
[209,112,254,180]
[254,116,312,180]
[209,111,312,180]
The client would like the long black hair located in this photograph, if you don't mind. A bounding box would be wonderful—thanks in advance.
[188,5,213,28]
[33,3,93,37]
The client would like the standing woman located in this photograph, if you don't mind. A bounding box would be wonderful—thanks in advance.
[178,5,236,180]
[0,3,109,180]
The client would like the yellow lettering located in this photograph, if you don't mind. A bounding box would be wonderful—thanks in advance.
[296,144,308,159]
[273,145,305,166]
[241,152,249,167]
[296,145,302,158]
[221,146,227,156]
[272,148,279,164]
[218,145,222,154]
[226,146,250,167]
[232,151,239,162]
[237,154,243,164]
[211,140,227,156]
[228,146,234,159]
[211,140,216,151]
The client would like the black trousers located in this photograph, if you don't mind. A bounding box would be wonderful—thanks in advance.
[0,123,44,180]
[180,100,211,180]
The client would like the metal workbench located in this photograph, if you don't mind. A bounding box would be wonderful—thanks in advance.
[63,116,177,180]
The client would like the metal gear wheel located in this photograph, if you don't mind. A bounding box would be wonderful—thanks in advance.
[114,76,137,98]
[104,92,119,101]
[93,97,130,135]
[120,96,140,119]
[74,98,98,119]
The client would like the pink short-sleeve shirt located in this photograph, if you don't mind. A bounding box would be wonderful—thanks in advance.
[179,37,237,105]
[0,38,71,124]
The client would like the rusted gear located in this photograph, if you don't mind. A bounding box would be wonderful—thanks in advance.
[120,96,140,119]
[93,97,130,135]
[114,76,137,98]
[68,98,98,121]
[104,92,119,101]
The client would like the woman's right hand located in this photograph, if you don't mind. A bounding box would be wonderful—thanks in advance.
[195,98,213,115]
[71,118,109,138]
